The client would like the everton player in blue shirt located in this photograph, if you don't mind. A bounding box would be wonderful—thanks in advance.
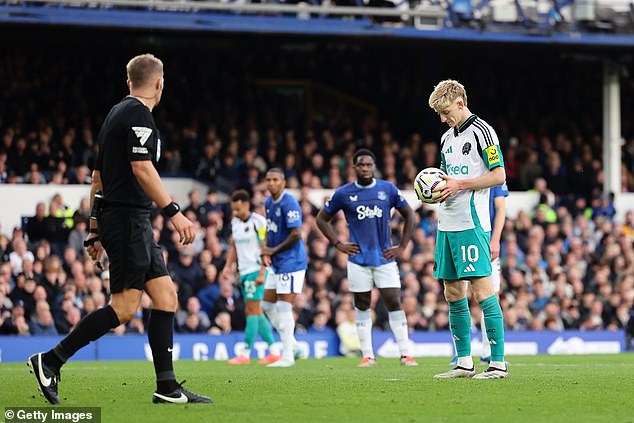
[260,168,308,367]
[316,149,418,367]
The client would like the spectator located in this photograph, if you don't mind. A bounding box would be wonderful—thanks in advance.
[183,190,206,224]
[196,264,221,317]
[209,311,232,335]
[308,311,335,336]
[336,307,361,357]
[170,246,204,304]
[212,281,245,331]
[67,215,88,258]
[176,296,211,332]
[55,298,81,334]
[0,301,30,335]
[25,202,50,247]
[29,300,58,335]
[39,256,63,311]
[180,312,207,333]
[9,238,35,276]
[200,188,225,227]
[520,150,542,190]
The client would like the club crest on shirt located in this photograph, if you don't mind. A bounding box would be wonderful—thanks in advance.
[287,210,300,223]
[462,142,472,155]
[377,191,387,201]
[275,208,281,217]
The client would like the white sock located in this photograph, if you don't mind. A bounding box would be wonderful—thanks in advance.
[490,360,507,371]
[388,310,410,357]
[243,348,251,359]
[457,356,474,369]
[481,313,491,358]
[276,301,295,361]
[262,301,279,330]
[355,308,374,358]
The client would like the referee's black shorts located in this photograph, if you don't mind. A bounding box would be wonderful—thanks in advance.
[98,207,168,294]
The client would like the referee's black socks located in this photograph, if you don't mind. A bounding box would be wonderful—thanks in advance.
[43,305,121,371]
[148,309,180,393]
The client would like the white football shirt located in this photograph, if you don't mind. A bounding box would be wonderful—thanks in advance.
[231,213,267,275]
[438,115,504,232]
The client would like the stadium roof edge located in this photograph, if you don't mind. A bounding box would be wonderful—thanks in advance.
[2,5,634,47]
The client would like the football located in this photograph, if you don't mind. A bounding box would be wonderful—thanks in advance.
[414,167,447,204]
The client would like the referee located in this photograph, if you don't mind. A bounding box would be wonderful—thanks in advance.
[28,54,211,404]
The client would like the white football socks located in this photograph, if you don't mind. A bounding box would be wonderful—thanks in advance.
[388,310,410,357]
[457,355,474,369]
[276,301,295,361]
[262,301,279,330]
[355,308,374,358]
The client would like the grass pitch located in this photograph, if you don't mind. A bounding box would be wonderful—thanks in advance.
[2,355,634,423]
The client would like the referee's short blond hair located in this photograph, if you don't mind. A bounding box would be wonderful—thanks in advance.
[428,80,468,113]
[126,54,163,89]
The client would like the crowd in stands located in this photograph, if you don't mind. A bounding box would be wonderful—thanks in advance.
[3,119,634,199]
[2,43,634,196]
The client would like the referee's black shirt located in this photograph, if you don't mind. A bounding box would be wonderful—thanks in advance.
[95,96,161,209]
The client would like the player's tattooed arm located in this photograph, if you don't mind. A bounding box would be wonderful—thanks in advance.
[316,209,360,256]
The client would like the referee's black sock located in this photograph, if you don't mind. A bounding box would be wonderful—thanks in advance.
[43,305,120,371]
[148,309,179,393]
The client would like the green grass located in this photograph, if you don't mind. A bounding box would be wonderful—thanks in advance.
[2,355,634,423]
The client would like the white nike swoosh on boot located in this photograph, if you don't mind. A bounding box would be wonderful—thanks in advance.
[153,392,188,403]
[38,354,52,387]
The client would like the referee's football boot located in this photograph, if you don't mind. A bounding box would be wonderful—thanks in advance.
[27,353,61,404]
[152,380,213,404]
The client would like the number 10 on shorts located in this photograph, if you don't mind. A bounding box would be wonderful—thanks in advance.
[461,245,479,262]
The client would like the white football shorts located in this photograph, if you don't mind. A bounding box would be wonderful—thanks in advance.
[264,268,306,294]
[347,261,401,293]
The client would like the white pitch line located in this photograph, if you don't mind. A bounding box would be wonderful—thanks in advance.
[507,363,634,367]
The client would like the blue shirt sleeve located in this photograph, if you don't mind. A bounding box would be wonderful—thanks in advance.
[494,183,509,198]
[284,197,303,229]
[323,188,343,216]
[392,183,408,209]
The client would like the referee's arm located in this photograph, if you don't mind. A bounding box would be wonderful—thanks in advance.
[85,170,105,263]
[130,160,195,244]
[88,170,103,233]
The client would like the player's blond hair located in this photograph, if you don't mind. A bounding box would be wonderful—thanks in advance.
[428,80,468,112]
[126,54,163,88]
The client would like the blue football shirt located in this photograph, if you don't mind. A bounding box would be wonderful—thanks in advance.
[324,179,408,267]
[265,191,307,274]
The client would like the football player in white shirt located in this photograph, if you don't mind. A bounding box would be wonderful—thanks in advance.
[428,80,508,379]
[220,190,280,365]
